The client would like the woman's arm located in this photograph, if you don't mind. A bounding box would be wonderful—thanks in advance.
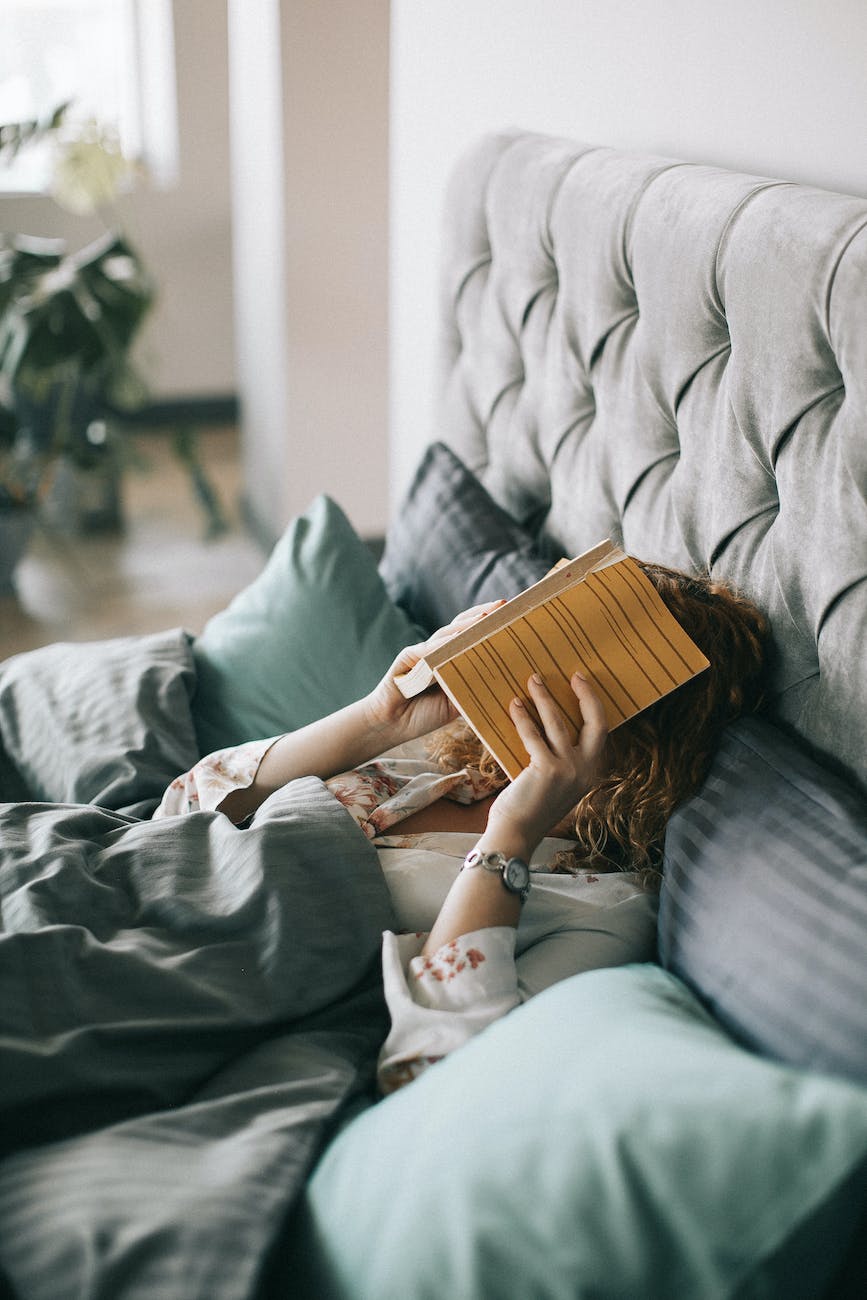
[420,672,608,956]
[218,602,504,824]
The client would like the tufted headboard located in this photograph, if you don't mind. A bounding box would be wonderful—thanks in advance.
[437,131,867,794]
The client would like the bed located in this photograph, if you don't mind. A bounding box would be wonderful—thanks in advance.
[1,130,866,1298]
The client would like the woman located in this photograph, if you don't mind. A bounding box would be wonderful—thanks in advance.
[157,562,768,1092]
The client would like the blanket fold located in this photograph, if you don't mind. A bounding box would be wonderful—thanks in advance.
[0,777,395,1298]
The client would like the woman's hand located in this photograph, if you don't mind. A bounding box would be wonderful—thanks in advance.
[481,673,609,861]
[363,601,505,745]
[420,673,609,958]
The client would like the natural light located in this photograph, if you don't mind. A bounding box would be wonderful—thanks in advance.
[0,0,178,192]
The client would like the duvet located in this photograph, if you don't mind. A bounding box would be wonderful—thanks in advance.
[0,777,395,1299]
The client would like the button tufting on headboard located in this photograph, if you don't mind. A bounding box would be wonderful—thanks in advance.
[437,130,867,792]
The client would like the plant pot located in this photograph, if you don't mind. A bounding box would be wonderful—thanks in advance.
[0,507,35,595]
[42,453,124,534]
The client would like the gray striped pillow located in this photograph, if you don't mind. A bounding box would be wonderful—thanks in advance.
[380,442,552,633]
[659,716,867,1084]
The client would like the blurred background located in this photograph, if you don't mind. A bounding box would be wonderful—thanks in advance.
[1,0,865,657]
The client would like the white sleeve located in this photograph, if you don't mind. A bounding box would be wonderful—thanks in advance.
[377,926,520,1094]
[515,893,659,1000]
[152,736,283,820]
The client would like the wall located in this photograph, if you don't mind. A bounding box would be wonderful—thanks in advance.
[6,1,863,535]
[226,0,289,540]
[390,0,867,507]
[0,0,235,402]
[228,0,390,540]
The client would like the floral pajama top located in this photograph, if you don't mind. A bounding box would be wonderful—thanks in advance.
[155,736,658,1093]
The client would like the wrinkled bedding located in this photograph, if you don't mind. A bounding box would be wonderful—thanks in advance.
[0,777,395,1299]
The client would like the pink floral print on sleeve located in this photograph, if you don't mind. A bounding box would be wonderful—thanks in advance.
[407,930,517,1011]
[378,1055,445,1095]
[153,736,282,821]
[326,759,491,839]
[413,938,487,984]
[376,927,520,1093]
[324,763,404,832]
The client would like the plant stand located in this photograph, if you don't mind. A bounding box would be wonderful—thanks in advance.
[41,454,124,534]
[0,508,35,594]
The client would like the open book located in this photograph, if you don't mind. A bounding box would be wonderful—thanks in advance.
[395,540,710,780]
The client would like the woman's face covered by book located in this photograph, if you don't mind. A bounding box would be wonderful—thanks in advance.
[426,564,769,877]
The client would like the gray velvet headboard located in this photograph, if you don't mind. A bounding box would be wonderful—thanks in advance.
[438,131,867,793]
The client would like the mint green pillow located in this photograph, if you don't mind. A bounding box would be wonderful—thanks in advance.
[191,495,423,754]
[290,964,867,1298]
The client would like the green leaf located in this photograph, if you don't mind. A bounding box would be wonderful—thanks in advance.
[0,101,71,161]
[0,236,65,316]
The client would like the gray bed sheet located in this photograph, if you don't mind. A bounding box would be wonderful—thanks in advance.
[0,778,395,1299]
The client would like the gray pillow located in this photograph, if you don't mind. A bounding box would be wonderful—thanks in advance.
[380,442,553,633]
[659,715,867,1084]
[0,627,199,816]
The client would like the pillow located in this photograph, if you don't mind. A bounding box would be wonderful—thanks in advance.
[379,441,553,633]
[659,715,867,1084]
[191,494,424,754]
[0,627,199,815]
[286,964,867,1298]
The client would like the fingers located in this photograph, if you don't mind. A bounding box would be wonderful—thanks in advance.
[513,672,608,761]
[569,673,608,757]
[508,679,574,768]
[525,674,578,754]
[392,601,507,680]
[509,694,548,761]
[442,600,506,634]
[422,600,507,654]
[498,674,609,847]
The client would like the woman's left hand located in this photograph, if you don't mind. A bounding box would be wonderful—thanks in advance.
[419,672,609,958]
[363,601,505,744]
[483,672,609,860]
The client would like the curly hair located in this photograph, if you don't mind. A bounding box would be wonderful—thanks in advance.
[427,561,770,878]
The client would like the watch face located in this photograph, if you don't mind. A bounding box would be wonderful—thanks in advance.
[504,857,531,895]
[463,850,531,900]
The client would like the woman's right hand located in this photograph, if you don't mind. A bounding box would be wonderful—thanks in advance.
[363,601,506,745]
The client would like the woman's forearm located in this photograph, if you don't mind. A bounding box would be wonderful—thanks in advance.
[420,674,609,958]
[219,697,401,823]
[219,605,507,824]
[218,604,510,825]
[420,821,534,957]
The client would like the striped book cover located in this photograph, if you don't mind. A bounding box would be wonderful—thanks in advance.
[395,540,710,779]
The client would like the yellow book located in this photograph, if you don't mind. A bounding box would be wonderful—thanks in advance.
[394,540,710,780]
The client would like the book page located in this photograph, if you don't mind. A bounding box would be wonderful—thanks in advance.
[394,539,621,698]
[435,555,710,780]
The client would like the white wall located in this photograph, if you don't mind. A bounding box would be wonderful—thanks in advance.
[227,0,289,539]
[0,0,235,402]
[6,1,863,534]
[148,0,234,399]
[390,0,867,507]
[228,0,390,540]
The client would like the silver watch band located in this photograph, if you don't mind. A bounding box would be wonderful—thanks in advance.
[462,848,531,902]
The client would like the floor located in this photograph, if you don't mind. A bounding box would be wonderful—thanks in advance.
[0,427,266,663]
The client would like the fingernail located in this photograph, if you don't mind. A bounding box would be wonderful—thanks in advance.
[572,671,587,683]
[512,697,524,709]
[531,672,543,685]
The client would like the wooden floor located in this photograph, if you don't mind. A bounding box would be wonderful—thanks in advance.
[0,427,266,663]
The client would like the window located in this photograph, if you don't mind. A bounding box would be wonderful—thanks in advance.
[0,0,178,193]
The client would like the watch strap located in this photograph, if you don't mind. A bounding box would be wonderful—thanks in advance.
[462,848,531,902]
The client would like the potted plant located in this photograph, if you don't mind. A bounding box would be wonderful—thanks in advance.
[1,227,155,532]
[0,397,39,592]
[0,106,156,543]
[0,106,226,590]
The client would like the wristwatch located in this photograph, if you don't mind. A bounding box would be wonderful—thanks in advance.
[462,848,531,903]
